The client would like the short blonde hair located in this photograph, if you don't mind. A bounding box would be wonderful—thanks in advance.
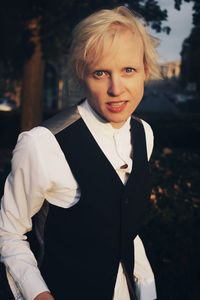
[68,6,160,82]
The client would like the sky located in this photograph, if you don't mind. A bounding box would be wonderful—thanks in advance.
[149,0,193,62]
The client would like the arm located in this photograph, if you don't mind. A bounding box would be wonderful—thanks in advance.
[0,128,52,300]
[133,120,156,300]
[141,119,154,161]
[134,236,157,300]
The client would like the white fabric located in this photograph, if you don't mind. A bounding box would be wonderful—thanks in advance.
[0,100,156,300]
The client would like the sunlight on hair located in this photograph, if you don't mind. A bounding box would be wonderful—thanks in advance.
[68,6,161,91]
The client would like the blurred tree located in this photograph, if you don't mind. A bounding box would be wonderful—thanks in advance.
[0,0,171,131]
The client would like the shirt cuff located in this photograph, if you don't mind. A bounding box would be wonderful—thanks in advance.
[18,271,50,300]
[135,277,157,300]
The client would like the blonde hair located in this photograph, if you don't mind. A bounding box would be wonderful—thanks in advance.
[68,6,160,83]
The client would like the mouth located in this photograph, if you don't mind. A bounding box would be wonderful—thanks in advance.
[106,100,128,113]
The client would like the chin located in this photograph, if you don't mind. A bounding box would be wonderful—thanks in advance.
[110,118,127,128]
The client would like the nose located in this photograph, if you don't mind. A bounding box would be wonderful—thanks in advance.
[107,75,124,97]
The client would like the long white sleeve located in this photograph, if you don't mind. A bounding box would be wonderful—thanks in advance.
[134,236,157,300]
[0,129,51,299]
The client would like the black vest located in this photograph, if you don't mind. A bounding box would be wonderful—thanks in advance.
[39,107,152,300]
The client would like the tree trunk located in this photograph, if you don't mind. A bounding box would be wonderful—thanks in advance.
[21,19,45,132]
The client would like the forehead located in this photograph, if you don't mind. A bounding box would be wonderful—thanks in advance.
[86,28,144,70]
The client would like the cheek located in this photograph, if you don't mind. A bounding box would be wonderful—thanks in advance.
[129,78,145,95]
[87,84,105,100]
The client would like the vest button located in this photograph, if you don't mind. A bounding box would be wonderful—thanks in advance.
[125,198,129,205]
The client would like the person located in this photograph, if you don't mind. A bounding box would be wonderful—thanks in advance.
[0,6,160,300]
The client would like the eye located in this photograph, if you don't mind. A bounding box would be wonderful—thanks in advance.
[125,67,135,74]
[93,70,108,79]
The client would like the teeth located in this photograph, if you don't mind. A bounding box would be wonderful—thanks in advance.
[109,101,125,107]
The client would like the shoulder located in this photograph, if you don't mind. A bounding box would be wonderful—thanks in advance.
[141,119,154,142]
[12,126,62,171]
[131,117,154,143]
[141,119,154,161]
[16,126,56,150]
[132,117,154,161]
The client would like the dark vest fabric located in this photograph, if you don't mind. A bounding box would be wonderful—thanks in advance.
[40,114,152,300]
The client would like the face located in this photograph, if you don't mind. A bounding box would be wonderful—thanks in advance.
[83,28,147,128]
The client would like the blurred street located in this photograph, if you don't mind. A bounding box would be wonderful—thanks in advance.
[138,80,180,114]
[137,79,200,115]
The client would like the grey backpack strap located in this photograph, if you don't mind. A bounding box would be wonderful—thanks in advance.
[42,106,81,135]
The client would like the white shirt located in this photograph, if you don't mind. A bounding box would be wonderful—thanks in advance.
[0,100,156,300]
